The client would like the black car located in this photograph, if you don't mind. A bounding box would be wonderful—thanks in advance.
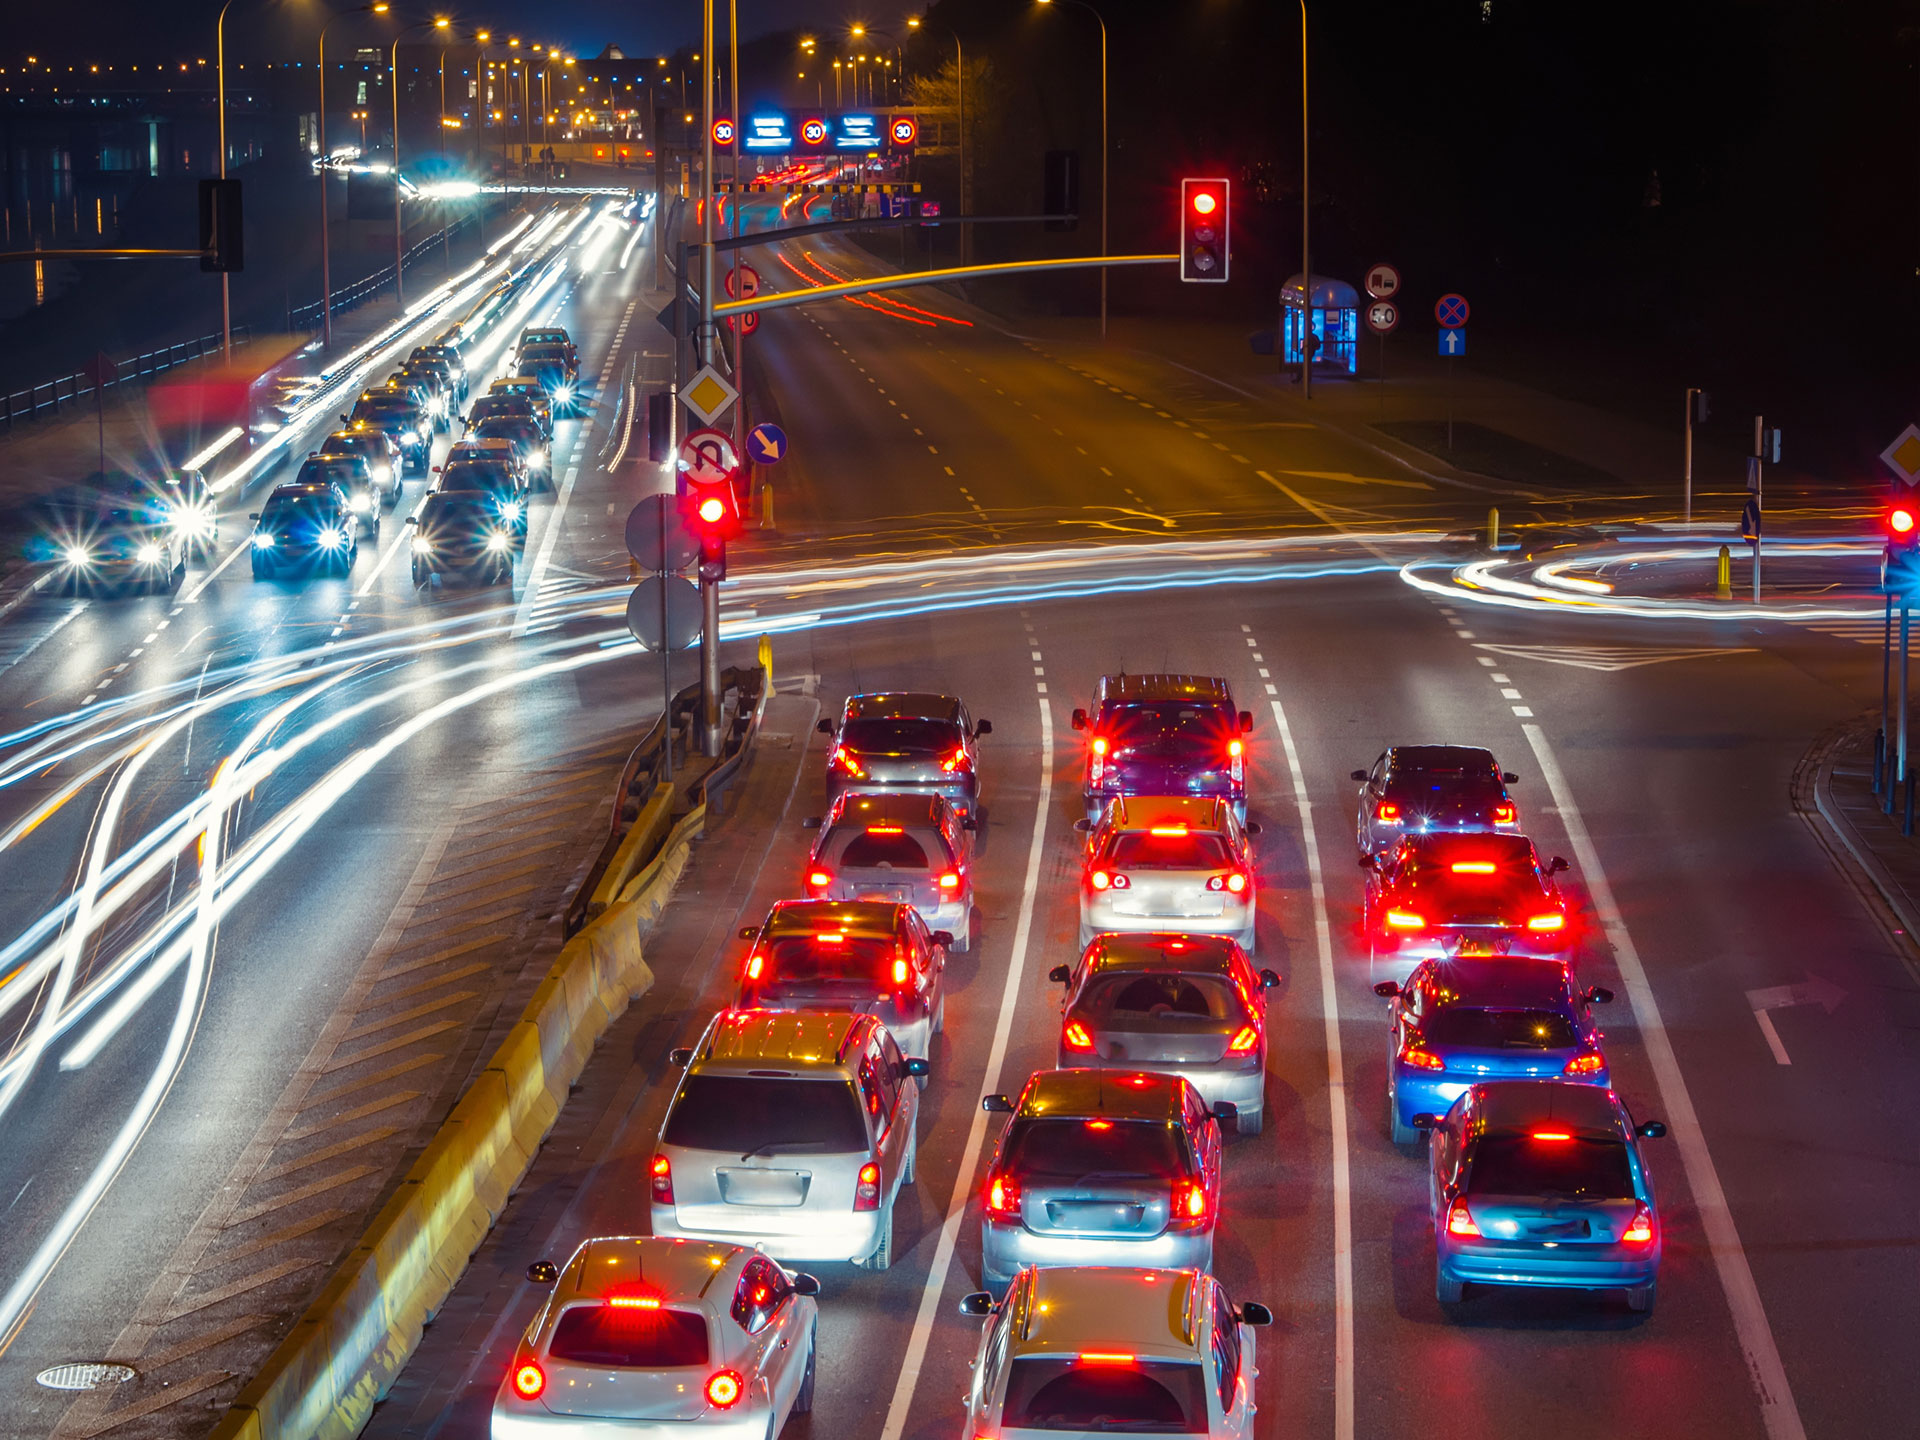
[1352,745,1521,858]
[316,428,403,504]
[515,343,582,415]
[435,456,528,538]
[408,491,516,587]
[465,391,543,434]
[346,389,431,474]
[1072,674,1254,824]
[250,482,359,579]
[293,454,381,537]
[35,472,187,595]
[391,364,452,431]
[152,466,219,561]
[468,415,551,490]
[407,345,467,402]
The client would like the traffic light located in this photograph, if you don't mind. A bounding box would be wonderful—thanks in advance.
[1887,499,1920,596]
[198,178,243,273]
[1180,178,1228,283]
[684,477,742,579]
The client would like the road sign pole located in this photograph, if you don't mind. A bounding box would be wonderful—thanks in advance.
[1898,600,1910,819]
[1752,414,1763,601]
[1683,387,1695,526]
[701,562,723,755]
[1879,585,1892,795]
[659,511,674,784]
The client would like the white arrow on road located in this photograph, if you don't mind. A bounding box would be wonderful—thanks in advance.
[1743,975,1845,1065]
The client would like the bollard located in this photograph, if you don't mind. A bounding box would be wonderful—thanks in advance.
[1486,507,1500,552]
[1874,728,1886,795]
[759,483,775,530]
[757,633,773,689]
[1716,545,1732,598]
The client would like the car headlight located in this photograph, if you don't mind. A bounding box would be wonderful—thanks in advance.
[529,448,549,469]
[169,505,215,537]
[417,425,432,442]
[554,384,574,403]
[499,500,523,522]
[319,528,347,549]
[429,394,448,415]
[64,545,90,567]
[486,532,511,552]
[411,536,434,554]
[376,463,394,483]
[253,532,276,549]
[136,543,164,564]
[349,494,373,513]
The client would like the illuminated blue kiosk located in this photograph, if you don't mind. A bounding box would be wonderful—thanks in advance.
[1280,274,1360,377]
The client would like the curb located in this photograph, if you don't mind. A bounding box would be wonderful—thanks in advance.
[1806,725,1920,951]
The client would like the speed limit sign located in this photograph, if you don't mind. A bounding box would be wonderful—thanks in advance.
[1364,300,1399,336]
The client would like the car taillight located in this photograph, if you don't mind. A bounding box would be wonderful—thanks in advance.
[1206,871,1249,893]
[1089,870,1129,891]
[1063,1021,1095,1053]
[744,950,764,981]
[1446,1198,1481,1237]
[892,957,911,986]
[1227,1024,1259,1053]
[1622,1202,1655,1245]
[1385,909,1425,930]
[1492,803,1516,824]
[830,746,865,778]
[1078,1352,1138,1366]
[985,1172,1022,1220]
[650,1153,674,1204]
[1090,736,1108,785]
[1398,1035,1445,1070]
[939,869,961,891]
[1563,1051,1606,1076]
[807,869,832,893]
[940,746,973,774]
[1169,1178,1211,1230]
[512,1361,546,1399]
[1526,912,1566,932]
[706,1370,744,1408]
[854,1161,882,1211]
[1377,802,1401,822]
[1228,737,1244,781]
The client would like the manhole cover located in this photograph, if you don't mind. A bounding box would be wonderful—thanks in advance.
[36,1363,136,1392]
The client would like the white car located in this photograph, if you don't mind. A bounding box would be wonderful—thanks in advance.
[491,1235,818,1439]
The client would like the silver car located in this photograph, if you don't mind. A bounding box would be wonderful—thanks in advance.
[655,1009,926,1269]
[802,791,975,950]
[491,1236,819,1439]
[978,1068,1232,1292]
[1077,795,1259,952]
[1048,933,1279,1134]
[816,692,992,818]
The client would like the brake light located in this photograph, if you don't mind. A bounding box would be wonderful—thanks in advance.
[1090,736,1107,785]
[1091,737,1108,755]
[607,1295,663,1309]
[1449,861,1497,875]
[512,1361,546,1399]
[816,931,845,943]
[1492,803,1516,824]
[1227,1024,1259,1053]
[830,746,865,778]
[1086,1118,1112,1130]
[806,870,831,894]
[1398,1037,1445,1071]
[892,957,911,986]
[1446,1198,1481,1237]
[1227,738,1244,758]
[939,870,961,891]
[1079,1352,1137,1366]
[1206,871,1249,893]
[650,1153,674,1204]
[1526,912,1566,932]
[1530,1130,1573,1142]
[1377,802,1401,822]
[867,824,903,834]
[1090,869,1130,890]
[1169,1178,1211,1230]
[1150,824,1189,837]
[1563,1051,1606,1076]
[744,951,765,980]
[1063,1021,1095,1052]
[940,746,973,774]
[986,1172,1022,1219]
[706,1370,744,1408]
[1622,1202,1655,1245]
[1385,909,1425,930]
[854,1161,882,1211]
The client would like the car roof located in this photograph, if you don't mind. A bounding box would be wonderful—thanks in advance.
[1422,956,1574,1009]
[828,792,952,829]
[268,482,334,500]
[1015,1267,1202,1360]
[1468,1079,1622,1137]
[764,899,902,938]
[323,429,384,445]
[1105,795,1230,831]
[1018,1067,1188,1121]
[1387,745,1499,775]
[556,1236,740,1306]
[1398,833,1536,865]
[1096,674,1231,704]
[694,1008,871,1070]
[1088,933,1239,975]
[844,692,962,722]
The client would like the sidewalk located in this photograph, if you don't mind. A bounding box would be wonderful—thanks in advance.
[1813,724,1920,958]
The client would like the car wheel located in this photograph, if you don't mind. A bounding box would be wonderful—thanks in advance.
[933,990,947,1036]
[1436,1270,1466,1306]
[1626,1282,1657,1316]
[1389,1079,1420,1147]
[862,1201,894,1272]
[792,1326,816,1415]
[1238,1106,1264,1137]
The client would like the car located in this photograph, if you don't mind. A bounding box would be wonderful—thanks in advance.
[293,454,381,537]
[408,345,467,402]
[466,391,544,435]
[435,450,528,539]
[801,791,974,950]
[407,491,517,587]
[1076,795,1259,952]
[654,1009,927,1269]
[815,693,992,818]
[733,899,947,1063]
[1362,832,1573,979]
[491,1236,819,1440]
[1417,1080,1667,1313]
[390,364,451,430]
[1072,674,1254,825]
[316,427,403,504]
[957,1266,1271,1440]
[250,482,358,578]
[38,473,186,595]
[1352,744,1521,858]
[346,388,432,474]
[469,415,552,489]
[154,466,219,560]
[489,376,554,436]
[519,324,578,367]
[978,1068,1233,1292]
[516,342,583,415]
[1047,932,1279,1134]
[1373,956,1615,1145]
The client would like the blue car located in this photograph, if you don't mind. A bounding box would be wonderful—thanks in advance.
[1416,1080,1667,1315]
[1375,956,1612,1145]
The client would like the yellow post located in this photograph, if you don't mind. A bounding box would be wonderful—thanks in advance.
[756,633,773,689]
[759,482,775,530]
[628,556,641,581]
[1487,506,1500,551]
[1716,544,1732,598]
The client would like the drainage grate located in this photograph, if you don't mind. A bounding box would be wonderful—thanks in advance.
[35,1363,137,1392]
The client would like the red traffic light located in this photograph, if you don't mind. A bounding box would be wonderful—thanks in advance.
[1179,177,1229,284]
[697,495,727,524]
[1893,507,1917,535]
[1191,190,1218,215]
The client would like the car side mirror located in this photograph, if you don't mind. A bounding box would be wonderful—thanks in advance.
[962,817,977,831]
[1211,1101,1238,1126]
[1246,821,1263,836]
[903,1057,931,1077]
[816,718,833,736]
[790,1271,822,1297]
[982,1094,1015,1114]
[1373,980,1401,998]
[1585,986,1615,1004]
[340,414,351,423]
[405,515,418,525]
[1072,818,1091,833]
[1236,1301,1274,1327]
[1411,1113,1440,1131]
[974,719,993,737]
[1048,964,1072,985]
[432,465,441,473]
[958,1291,996,1317]
[1070,708,1088,731]
[738,926,758,940]
[1636,1120,1668,1139]
[668,1047,693,1067]
[1238,711,1254,734]
[1358,854,1375,869]
[1350,769,1369,783]
[526,1260,558,1284]
[932,931,955,949]
[801,816,822,830]
[248,512,260,520]
[1549,856,1570,874]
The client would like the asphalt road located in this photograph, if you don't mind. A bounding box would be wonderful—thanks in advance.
[1,199,1913,1440]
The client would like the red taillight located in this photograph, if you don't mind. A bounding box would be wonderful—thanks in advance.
[830,746,865,778]
[1563,1051,1605,1076]
[806,869,831,893]
[892,957,911,986]
[866,824,904,834]
[1492,803,1516,824]
[1377,802,1401,822]
[1227,738,1244,758]
[1385,909,1425,930]
[1206,871,1249,893]
[1079,1352,1138,1365]
[1090,736,1108,784]
[1622,1202,1655,1245]
[706,1370,744,1408]
[940,746,973,774]
[744,950,765,980]
[1449,861,1496,875]
[1063,1021,1095,1052]
[1526,912,1566,932]
[1446,1198,1481,1237]
[1149,824,1189,837]
[513,1361,546,1399]
[1531,1130,1573,1142]
[1227,1024,1259,1054]
[1169,1178,1211,1230]
[607,1294,663,1309]
[986,1172,1022,1220]
[939,869,961,891]
[1398,1036,1445,1071]
[1091,736,1109,756]
[650,1153,674,1204]
[854,1161,882,1211]
[1089,869,1129,890]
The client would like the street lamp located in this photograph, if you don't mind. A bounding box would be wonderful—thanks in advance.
[1037,0,1108,341]
[317,2,390,349]
[391,17,453,303]
[908,16,967,263]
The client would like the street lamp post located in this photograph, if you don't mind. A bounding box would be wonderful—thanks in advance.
[908,18,966,265]
[214,0,240,364]
[318,3,391,350]
[1037,0,1107,341]
[392,18,452,304]
[1298,0,1310,399]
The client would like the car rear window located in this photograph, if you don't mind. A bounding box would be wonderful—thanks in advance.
[440,463,512,490]
[841,717,961,755]
[264,495,328,520]
[837,830,932,869]
[1000,1357,1209,1434]
[760,933,894,985]
[1102,703,1232,760]
[1084,972,1249,1024]
[475,420,539,444]
[1425,1009,1576,1049]
[1106,832,1230,869]
[1001,1118,1192,1182]
[1467,1134,1635,1200]
[663,1075,867,1155]
[548,1304,709,1368]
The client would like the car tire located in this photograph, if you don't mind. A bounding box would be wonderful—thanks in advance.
[1626,1282,1656,1315]
[1436,1270,1466,1306]
[1238,1106,1264,1137]
[411,559,429,589]
[1389,1093,1420,1147]
[862,1201,894,1272]
[792,1327,817,1415]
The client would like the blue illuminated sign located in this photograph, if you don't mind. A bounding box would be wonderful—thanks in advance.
[834,113,882,151]
[744,113,793,151]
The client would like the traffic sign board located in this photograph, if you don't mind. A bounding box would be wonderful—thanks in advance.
[1364,300,1399,336]
[1364,264,1401,301]
[1435,292,1470,328]
[1882,424,1920,487]
[722,262,761,300]
[799,117,828,146]
[890,116,917,146]
[746,422,789,466]
[682,365,739,425]
[678,427,741,487]
[626,575,703,653]
[711,117,736,146]
[920,201,942,218]
[625,494,698,572]
[724,310,760,336]
[1438,328,1466,356]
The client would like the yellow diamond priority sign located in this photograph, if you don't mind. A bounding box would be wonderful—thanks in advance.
[1882,424,1920,487]
[683,365,739,426]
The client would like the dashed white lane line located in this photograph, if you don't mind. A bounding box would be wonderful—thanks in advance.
[513,463,585,637]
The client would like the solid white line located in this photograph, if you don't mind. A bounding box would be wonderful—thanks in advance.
[1752,1009,1792,1066]
[179,536,253,604]
[878,688,1053,1440]
[512,464,584,637]
[1521,723,1805,1440]
[1269,695,1354,1440]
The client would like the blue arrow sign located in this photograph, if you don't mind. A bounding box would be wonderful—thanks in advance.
[746,422,789,466]
[1439,328,1466,357]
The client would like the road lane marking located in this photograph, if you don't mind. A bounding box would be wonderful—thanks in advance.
[1752,1010,1791,1065]
[179,535,253,603]
[1521,723,1806,1440]
[513,464,585,637]
[879,685,1054,1440]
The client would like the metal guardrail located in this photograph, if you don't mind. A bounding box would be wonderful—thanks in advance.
[0,325,254,433]
[286,212,481,333]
